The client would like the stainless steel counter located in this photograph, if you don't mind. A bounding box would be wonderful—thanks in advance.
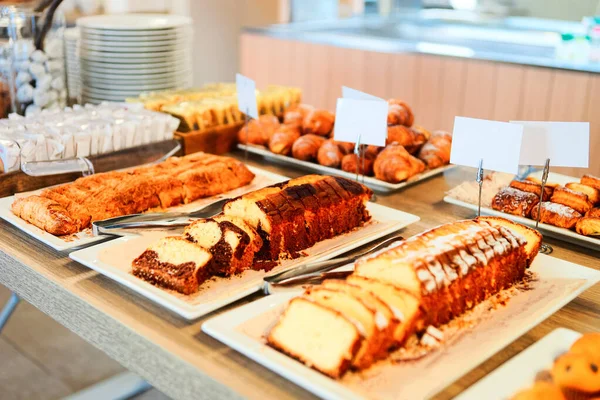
[245,11,600,74]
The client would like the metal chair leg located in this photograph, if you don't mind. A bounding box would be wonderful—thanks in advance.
[0,292,20,333]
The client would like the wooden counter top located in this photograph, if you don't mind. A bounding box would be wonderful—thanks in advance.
[0,153,598,400]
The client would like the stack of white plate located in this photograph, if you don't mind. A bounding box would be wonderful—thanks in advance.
[64,27,80,102]
[76,14,193,104]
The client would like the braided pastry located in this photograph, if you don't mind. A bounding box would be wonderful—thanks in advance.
[530,202,582,229]
[550,187,593,215]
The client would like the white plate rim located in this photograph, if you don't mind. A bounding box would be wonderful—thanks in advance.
[239,143,456,193]
[201,254,600,400]
[77,14,192,30]
[0,166,282,251]
[455,328,582,400]
[69,202,420,319]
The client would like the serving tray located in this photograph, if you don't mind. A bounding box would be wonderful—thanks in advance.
[238,143,455,193]
[69,202,420,319]
[202,254,600,400]
[456,328,582,400]
[0,166,288,251]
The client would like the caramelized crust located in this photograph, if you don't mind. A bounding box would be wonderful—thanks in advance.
[11,195,79,235]
[581,174,600,191]
[530,202,582,229]
[510,179,554,201]
[565,182,600,205]
[492,187,540,217]
[551,187,593,215]
[576,216,600,236]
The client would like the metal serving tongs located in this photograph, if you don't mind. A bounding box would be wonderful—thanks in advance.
[263,235,404,295]
[92,197,230,237]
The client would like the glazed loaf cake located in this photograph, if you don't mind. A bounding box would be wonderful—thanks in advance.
[223,175,373,260]
[267,217,542,378]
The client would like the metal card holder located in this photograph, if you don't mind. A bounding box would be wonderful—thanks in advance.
[535,158,553,255]
[476,158,484,217]
[244,107,250,161]
[353,134,376,201]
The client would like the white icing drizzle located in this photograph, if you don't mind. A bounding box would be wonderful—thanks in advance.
[374,311,389,330]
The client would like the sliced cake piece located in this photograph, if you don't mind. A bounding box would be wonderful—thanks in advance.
[184,217,258,276]
[303,288,382,370]
[321,280,398,358]
[345,275,422,346]
[267,298,362,379]
[213,214,264,269]
[132,236,212,295]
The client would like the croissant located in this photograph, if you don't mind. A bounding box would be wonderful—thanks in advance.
[237,114,281,146]
[387,99,414,127]
[291,134,326,161]
[303,110,335,136]
[269,125,302,155]
[317,139,344,168]
[284,104,314,127]
[417,130,452,169]
[386,125,428,154]
[373,143,425,183]
[341,154,374,176]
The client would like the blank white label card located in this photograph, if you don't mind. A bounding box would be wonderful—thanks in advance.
[511,121,590,168]
[342,86,385,102]
[236,73,258,119]
[450,117,523,175]
[334,98,387,146]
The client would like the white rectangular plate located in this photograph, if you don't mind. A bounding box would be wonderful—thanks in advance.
[0,166,288,251]
[202,254,600,400]
[69,203,419,319]
[239,144,456,193]
[456,328,582,400]
[444,171,600,251]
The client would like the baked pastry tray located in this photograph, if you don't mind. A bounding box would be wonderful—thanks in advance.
[69,202,420,319]
[202,254,600,400]
[456,328,582,400]
[238,144,455,193]
[0,166,289,251]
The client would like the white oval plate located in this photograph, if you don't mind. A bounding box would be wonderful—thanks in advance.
[82,79,189,91]
[77,14,192,30]
[80,43,188,53]
[81,69,190,81]
[80,49,188,61]
[79,37,190,48]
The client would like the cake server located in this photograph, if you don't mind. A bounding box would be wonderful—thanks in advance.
[263,235,404,293]
[92,198,230,236]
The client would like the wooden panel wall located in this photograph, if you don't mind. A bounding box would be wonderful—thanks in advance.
[240,33,599,177]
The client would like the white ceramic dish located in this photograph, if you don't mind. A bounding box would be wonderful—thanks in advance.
[82,79,189,92]
[80,30,189,40]
[202,254,600,400]
[79,37,189,47]
[81,70,190,81]
[80,43,187,53]
[77,14,192,30]
[239,144,456,193]
[70,203,420,319]
[80,59,186,71]
[0,166,287,252]
[456,328,582,400]
[79,49,188,61]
